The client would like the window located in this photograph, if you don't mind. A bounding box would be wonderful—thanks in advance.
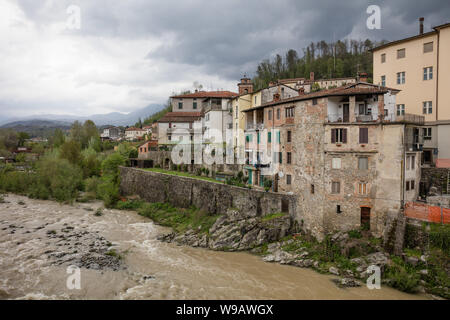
[311,184,314,194]
[257,132,260,144]
[268,110,272,120]
[381,53,386,63]
[277,108,281,119]
[336,205,342,214]
[278,152,283,164]
[254,96,257,105]
[358,157,369,170]
[423,101,432,114]
[277,131,281,143]
[406,155,416,170]
[381,75,386,87]
[423,127,432,140]
[331,128,347,144]
[359,127,368,144]
[286,174,292,185]
[205,114,210,121]
[423,42,433,53]
[285,107,295,118]
[423,67,433,81]
[268,131,272,143]
[331,181,341,194]
[411,180,415,190]
[235,106,238,119]
[193,98,197,109]
[397,72,405,84]
[287,152,292,164]
[397,48,405,59]
[168,135,172,141]
[245,135,252,142]
[358,182,368,195]
[178,101,183,109]
[287,130,292,143]
[312,98,318,105]
[406,181,410,191]
[332,157,341,169]
[397,104,405,116]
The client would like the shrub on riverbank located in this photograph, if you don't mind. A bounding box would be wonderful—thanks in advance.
[136,202,219,234]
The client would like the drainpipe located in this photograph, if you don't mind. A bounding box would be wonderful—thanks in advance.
[401,125,406,209]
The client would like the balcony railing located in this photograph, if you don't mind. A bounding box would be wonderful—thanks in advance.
[395,113,425,125]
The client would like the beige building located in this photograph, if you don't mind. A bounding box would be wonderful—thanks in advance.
[242,83,423,239]
[373,19,450,165]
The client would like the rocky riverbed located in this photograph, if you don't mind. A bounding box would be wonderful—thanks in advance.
[0,194,429,300]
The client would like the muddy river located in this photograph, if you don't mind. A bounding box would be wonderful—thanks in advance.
[0,194,427,300]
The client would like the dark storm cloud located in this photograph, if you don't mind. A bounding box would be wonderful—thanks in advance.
[5,0,450,118]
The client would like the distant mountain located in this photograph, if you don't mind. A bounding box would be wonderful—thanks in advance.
[1,119,72,138]
[0,104,164,127]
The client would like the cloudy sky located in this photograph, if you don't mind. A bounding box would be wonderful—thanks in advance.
[1,0,449,119]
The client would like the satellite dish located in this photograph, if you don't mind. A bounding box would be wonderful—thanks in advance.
[278,171,284,178]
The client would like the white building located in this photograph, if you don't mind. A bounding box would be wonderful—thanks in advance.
[125,127,146,141]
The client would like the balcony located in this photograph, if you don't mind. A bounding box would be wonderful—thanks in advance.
[395,113,425,125]
[245,122,265,130]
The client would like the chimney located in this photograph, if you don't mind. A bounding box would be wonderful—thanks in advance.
[419,17,424,35]
[358,72,368,83]
[268,81,276,87]
[310,72,315,82]
[273,93,280,102]
[298,87,305,95]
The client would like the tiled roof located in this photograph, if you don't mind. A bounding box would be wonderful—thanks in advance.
[126,127,146,131]
[171,91,238,99]
[243,82,399,111]
[436,159,450,168]
[158,112,203,123]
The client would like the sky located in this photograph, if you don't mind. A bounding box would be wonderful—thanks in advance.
[0,0,449,119]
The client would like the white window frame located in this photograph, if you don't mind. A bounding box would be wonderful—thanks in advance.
[423,67,433,81]
[332,157,341,169]
[423,101,432,114]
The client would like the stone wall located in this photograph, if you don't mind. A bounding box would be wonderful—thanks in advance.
[119,167,297,219]
[421,167,450,195]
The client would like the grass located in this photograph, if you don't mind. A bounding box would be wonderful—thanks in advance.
[262,212,286,222]
[138,202,220,234]
[105,249,122,260]
[144,168,222,184]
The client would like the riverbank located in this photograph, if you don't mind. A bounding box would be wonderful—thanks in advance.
[115,198,448,299]
[0,193,428,300]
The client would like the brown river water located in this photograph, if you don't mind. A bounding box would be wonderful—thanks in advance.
[0,194,427,300]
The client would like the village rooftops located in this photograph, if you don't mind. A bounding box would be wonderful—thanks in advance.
[170,91,238,99]
[125,127,146,131]
[157,112,203,123]
[242,82,400,112]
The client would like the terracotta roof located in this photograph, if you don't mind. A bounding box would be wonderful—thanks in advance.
[243,82,399,112]
[126,127,146,131]
[436,159,450,168]
[171,91,238,99]
[158,112,203,123]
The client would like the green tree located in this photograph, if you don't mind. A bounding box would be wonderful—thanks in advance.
[60,140,82,166]
[17,132,30,147]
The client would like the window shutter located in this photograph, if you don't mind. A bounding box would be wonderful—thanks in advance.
[342,129,347,143]
[331,129,336,143]
[359,128,368,144]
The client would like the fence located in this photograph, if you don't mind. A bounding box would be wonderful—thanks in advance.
[404,202,450,224]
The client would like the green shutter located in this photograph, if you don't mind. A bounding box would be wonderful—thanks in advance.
[277,131,281,143]
[268,132,271,143]
[279,152,282,164]
[257,132,260,144]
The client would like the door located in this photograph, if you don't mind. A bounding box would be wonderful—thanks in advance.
[247,170,253,185]
[361,207,371,230]
[343,104,349,122]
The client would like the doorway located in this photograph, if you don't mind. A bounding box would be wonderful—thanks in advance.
[343,104,349,122]
[360,207,371,230]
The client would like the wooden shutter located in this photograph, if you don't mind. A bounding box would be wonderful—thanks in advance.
[342,129,347,143]
[359,128,368,144]
[331,129,336,143]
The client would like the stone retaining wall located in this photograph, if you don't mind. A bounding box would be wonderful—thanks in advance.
[119,167,297,219]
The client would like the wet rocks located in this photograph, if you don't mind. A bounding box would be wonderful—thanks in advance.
[332,278,361,288]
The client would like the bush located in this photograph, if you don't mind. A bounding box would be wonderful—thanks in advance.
[97,179,120,208]
[29,157,83,203]
[0,170,32,194]
[428,223,450,253]
[115,200,144,210]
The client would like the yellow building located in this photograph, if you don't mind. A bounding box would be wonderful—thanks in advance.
[373,19,450,164]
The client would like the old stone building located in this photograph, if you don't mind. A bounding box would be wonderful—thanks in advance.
[243,82,424,239]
